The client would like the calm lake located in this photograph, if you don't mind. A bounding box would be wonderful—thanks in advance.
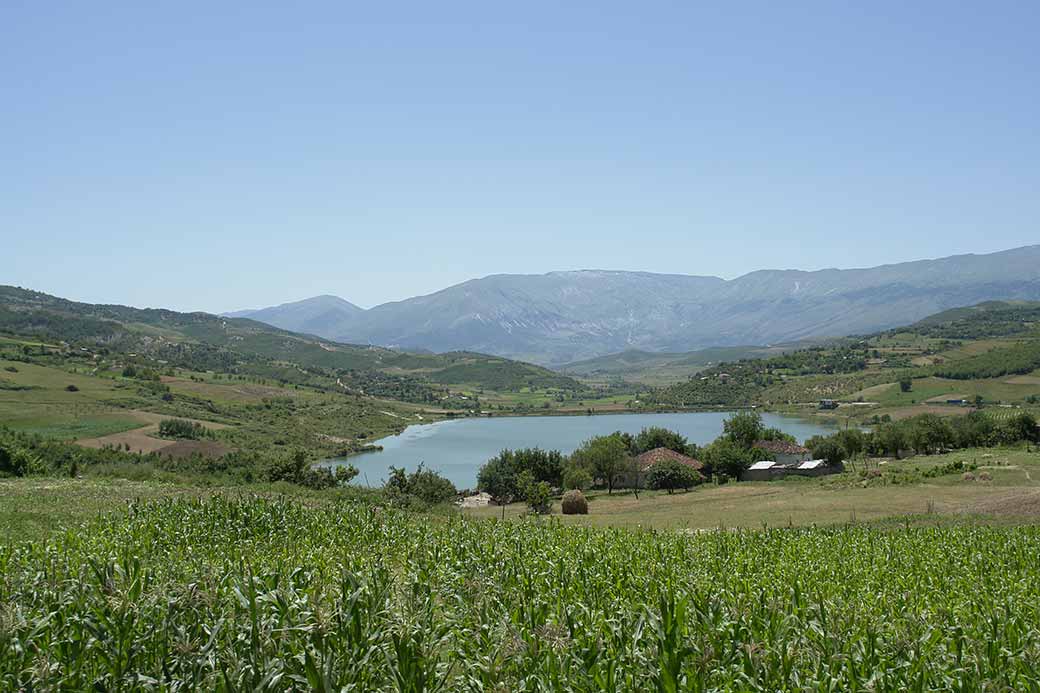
[332,411,836,489]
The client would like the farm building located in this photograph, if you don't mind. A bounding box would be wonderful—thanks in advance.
[614,447,705,487]
[819,399,839,410]
[743,460,781,481]
[790,458,844,477]
[743,458,844,481]
[752,439,812,465]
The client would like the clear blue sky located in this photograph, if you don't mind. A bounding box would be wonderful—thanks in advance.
[4,2,1039,312]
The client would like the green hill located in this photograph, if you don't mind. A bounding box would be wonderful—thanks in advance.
[0,286,582,400]
[650,301,1040,416]
[560,343,815,384]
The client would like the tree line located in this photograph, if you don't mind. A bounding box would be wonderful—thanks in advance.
[807,410,1039,464]
[476,413,799,509]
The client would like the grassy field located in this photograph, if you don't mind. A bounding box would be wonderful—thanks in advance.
[3,491,1040,689]
[0,358,146,438]
[466,447,1040,529]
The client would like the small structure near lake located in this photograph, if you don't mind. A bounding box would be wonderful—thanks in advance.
[752,439,812,466]
[743,458,844,481]
[615,447,705,487]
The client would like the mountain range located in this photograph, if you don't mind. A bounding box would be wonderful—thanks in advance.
[227,245,1040,366]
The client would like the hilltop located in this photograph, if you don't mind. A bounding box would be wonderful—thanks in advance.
[229,245,1040,364]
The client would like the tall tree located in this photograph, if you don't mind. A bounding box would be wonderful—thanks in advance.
[723,411,764,449]
[632,426,691,455]
[570,433,629,494]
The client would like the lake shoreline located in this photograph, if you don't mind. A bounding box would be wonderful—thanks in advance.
[328,410,839,488]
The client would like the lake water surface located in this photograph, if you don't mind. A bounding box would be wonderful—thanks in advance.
[333,411,836,489]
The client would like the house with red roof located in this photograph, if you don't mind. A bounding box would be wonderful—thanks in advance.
[614,447,706,488]
[752,439,811,466]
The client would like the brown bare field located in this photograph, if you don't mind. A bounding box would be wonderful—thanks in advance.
[76,410,230,456]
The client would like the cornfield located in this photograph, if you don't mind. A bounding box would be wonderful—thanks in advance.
[2,497,1039,691]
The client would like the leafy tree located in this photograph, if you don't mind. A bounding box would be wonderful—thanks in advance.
[632,427,690,455]
[758,427,795,443]
[906,414,953,455]
[0,444,44,477]
[385,464,457,506]
[570,433,629,494]
[810,438,845,467]
[477,448,564,503]
[477,454,516,504]
[517,470,551,514]
[723,411,764,449]
[645,459,703,493]
[872,422,907,457]
[334,464,359,485]
[835,428,866,459]
[899,378,913,393]
[999,412,1039,444]
[158,419,210,440]
[562,465,592,491]
[702,438,755,480]
[263,449,311,483]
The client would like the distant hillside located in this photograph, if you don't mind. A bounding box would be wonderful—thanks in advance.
[225,295,364,337]
[0,286,582,402]
[227,245,1040,365]
[650,300,1040,411]
[560,344,813,385]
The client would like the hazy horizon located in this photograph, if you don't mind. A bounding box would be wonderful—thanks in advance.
[220,243,1040,314]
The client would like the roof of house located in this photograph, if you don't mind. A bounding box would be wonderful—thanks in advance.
[752,439,810,455]
[748,460,777,471]
[797,459,829,470]
[636,447,705,472]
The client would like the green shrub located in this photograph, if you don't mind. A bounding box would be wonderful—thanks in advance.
[385,464,457,506]
[646,459,704,493]
[158,418,210,440]
[562,465,592,491]
[518,471,552,514]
